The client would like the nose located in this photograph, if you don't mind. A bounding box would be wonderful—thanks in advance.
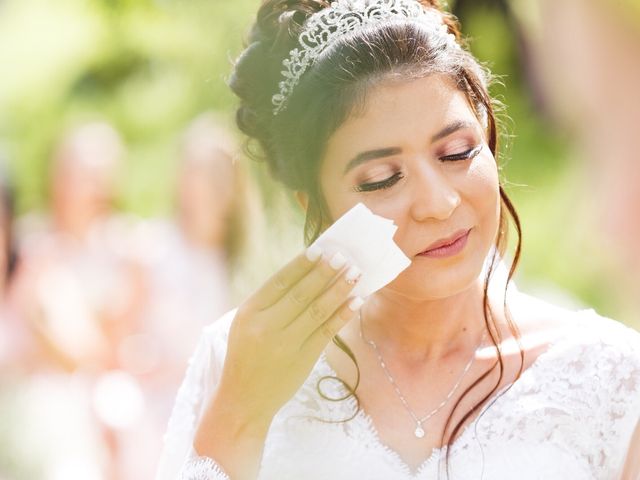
[409,162,461,221]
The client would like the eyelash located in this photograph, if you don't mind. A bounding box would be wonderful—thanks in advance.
[354,145,482,193]
[355,171,404,192]
[441,144,482,162]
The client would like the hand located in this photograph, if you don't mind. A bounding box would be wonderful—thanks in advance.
[193,246,363,479]
[220,246,363,422]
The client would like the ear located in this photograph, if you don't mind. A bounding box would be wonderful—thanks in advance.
[294,191,309,212]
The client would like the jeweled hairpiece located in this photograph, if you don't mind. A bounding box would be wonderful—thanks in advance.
[271,0,459,115]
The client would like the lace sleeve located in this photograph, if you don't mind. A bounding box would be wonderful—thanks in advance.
[179,456,230,480]
[156,310,236,480]
[585,314,640,477]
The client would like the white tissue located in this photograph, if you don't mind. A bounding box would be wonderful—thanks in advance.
[309,203,411,298]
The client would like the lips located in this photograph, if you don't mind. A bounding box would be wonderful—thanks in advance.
[420,228,471,254]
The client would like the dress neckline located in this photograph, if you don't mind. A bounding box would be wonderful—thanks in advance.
[314,310,590,478]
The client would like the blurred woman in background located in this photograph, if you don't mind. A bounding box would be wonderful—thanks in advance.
[9,121,146,480]
[124,113,254,478]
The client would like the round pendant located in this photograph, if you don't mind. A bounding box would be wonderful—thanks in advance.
[414,426,425,438]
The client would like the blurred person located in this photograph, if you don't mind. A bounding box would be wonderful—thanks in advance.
[120,113,251,478]
[14,121,143,371]
[517,0,640,298]
[513,2,640,476]
[0,156,19,367]
[9,121,147,480]
[0,156,33,479]
[133,113,248,378]
[0,158,17,304]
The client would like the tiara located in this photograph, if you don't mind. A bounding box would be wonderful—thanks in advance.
[271,0,459,115]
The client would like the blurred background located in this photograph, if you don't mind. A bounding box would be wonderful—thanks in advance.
[0,0,638,478]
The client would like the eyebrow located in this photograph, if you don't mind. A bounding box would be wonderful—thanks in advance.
[431,120,477,143]
[343,120,477,175]
[343,147,402,175]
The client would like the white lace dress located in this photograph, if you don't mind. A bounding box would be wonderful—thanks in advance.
[156,304,640,480]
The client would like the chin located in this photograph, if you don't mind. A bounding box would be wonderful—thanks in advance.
[384,249,488,300]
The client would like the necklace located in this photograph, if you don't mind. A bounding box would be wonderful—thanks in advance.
[359,312,487,439]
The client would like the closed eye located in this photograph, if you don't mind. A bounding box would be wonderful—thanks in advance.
[440,145,482,162]
[355,171,404,192]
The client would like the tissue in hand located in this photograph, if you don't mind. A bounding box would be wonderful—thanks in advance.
[309,203,411,298]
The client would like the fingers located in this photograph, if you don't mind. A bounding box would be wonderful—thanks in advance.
[270,251,357,326]
[285,264,362,339]
[248,245,323,311]
[302,297,364,355]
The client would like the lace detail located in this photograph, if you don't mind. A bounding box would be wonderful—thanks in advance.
[180,456,230,480]
[158,306,640,480]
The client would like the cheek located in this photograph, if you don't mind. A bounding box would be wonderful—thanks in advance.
[466,156,500,221]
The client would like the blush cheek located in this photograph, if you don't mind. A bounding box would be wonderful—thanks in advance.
[466,158,501,247]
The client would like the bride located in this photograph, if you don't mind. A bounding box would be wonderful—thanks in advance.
[157,1,640,478]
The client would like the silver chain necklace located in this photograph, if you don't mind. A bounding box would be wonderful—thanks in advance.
[359,312,487,439]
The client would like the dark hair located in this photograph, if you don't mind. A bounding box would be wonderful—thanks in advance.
[230,0,523,476]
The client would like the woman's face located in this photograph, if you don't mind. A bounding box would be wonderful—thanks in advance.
[318,74,501,299]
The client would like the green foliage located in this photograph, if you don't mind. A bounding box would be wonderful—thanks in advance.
[0,0,256,214]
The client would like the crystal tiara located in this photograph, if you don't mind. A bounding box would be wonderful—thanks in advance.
[271,0,459,115]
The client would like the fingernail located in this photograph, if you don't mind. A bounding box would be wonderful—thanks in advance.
[329,252,347,270]
[305,244,323,262]
[345,265,361,284]
[348,296,364,311]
